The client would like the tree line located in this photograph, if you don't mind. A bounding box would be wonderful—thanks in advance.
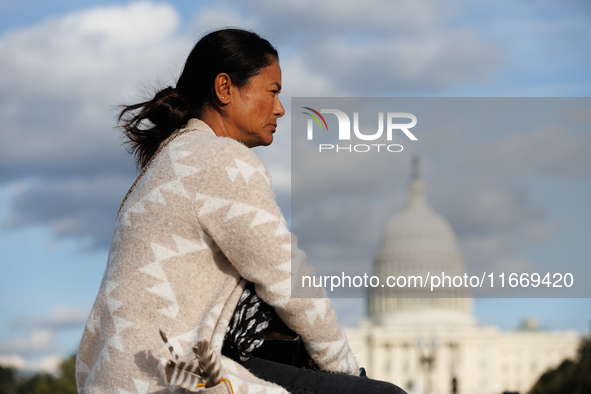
[0,355,76,394]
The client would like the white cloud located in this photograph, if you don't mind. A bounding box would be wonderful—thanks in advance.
[0,1,183,98]
[0,1,192,184]
[0,354,25,369]
[0,307,88,370]
[0,329,57,356]
[11,306,91,330]
[23,355,63,374]
[281,57,344,97]
[0,353,62,374]
[0,353,60,374]
[188,4,246,34]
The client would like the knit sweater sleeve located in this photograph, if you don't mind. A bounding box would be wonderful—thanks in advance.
[194,141,359,375]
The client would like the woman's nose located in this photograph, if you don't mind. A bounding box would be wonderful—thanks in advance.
[275,98,285,118]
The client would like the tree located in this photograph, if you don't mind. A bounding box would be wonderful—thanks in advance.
[529,335,591,394]
[0,366,18,394]
[53,354,77,394]
[0,354,77,394]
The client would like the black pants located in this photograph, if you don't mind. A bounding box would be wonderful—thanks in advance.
[242,356,407,394]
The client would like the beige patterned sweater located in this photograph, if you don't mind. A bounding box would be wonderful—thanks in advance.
[76,119,358,394]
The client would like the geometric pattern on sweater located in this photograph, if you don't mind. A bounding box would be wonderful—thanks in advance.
[76,118,358,394]
[194,193,281,228]
[225,158,270,185]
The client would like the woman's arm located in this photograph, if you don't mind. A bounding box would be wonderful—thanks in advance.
[194,142,359,375]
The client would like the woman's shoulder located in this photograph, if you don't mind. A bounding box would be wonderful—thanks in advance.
[177,118,271,182]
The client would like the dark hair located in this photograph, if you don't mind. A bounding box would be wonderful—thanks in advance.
[118,28,279,168]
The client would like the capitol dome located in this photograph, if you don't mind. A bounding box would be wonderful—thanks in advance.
[368,161,474,326]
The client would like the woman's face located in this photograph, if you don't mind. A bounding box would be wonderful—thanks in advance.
[225,59,285,148]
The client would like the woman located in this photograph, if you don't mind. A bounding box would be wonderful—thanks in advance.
[76,28,405,394]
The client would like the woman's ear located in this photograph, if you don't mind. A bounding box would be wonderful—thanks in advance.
[214,73,231,104]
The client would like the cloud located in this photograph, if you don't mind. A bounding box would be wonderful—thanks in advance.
[24,355,63,374]
[0,329,57,356]
[448,118,591,183]
[195,0,503,96]
[0,354,25,369]
[490,126,591,178]
[0,307,88,371]
[291,138,411,207]
[0,353,62,374]
[0,1,189,179]
[243,0,444,36]
[299,30,501,95]
[10,306,90,330]
[0,1,182,98]
[459,234,536,274]
[438,184,545,238]
[5,176,131,248]
[295,190,404,253]
[262,164,291,195]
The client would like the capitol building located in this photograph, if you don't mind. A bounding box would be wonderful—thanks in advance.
[344,164,580,394]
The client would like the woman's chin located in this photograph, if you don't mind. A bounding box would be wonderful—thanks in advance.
[260,134,274,147]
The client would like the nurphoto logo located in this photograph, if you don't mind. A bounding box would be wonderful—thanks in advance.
[302,107,418,153]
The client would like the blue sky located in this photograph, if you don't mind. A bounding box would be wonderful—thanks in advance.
[0,0,590,373]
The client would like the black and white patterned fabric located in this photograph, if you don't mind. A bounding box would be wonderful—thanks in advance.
[223,282,275,362]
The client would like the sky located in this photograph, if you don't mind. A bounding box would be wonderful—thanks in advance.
[0,0,590,373]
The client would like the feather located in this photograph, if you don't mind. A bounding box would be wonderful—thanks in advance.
[159,329,180,361]
[193,340,223,388]
[157,359,202,392]
[158,330,202,391]
[158,330,225,391]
